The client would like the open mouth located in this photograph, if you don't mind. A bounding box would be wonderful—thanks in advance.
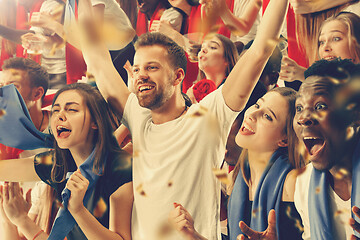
[303,137,325,156]
[138,85,155,93]
[239,123,255,135]
[57,126,71,138]
[323,56,336,61]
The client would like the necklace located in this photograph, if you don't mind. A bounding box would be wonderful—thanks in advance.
[38,111,45,131]
[177,105,188,119]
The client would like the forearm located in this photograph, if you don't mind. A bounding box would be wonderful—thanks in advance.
[78,0,130,114]
[0,157,40,182]
[291,0,352,14]
[222,0,289,111]
[0,25,33,44]
[1,221,21,240]
[15,216,47,240]
[71,206,126,240]
[220,0,261,36]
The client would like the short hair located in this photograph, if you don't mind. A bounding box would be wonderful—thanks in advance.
[2,57,49,97]
[304,58,360,80]
[134,32,187,74]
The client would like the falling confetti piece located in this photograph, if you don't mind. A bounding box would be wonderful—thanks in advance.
[136,183,147,197]
[333,167,350,180]
[212,168,231,185]
[0,109,6,118]
[167,181,173,187]
[285,205,304,233]
[252,207,260,218]
[157,222,174,239]
[315,186,321,194]
[187,105,209,118]
[93,197,107,218]
[34,154,53,165]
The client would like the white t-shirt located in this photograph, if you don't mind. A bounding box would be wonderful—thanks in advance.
[231,0,261,45]
[344,1,360,15]
[294,164,352,240]
[30,0,66,74]
[122,87,238,240]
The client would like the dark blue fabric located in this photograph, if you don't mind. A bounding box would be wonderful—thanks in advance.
[0,84,53,149]
[309,138,360,239]
[228,149,292,240]
[48,148,104,240]
[351,138,360,238]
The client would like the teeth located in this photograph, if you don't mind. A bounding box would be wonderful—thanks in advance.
[304,137,320,140]
[243,124,255,133]
[139,85,154,92]
[57,126,70,131]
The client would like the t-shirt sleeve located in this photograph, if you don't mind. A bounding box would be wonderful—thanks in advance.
[200,86,240,135]
[161,7,183,33]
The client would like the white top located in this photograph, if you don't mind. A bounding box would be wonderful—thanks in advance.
[231,0,261,45]
[161,7,183,33]
[294,164,352,240]
[28,181,48,215]
[344,1,360,15]
[122,87,238,240]
[30,0,66,74]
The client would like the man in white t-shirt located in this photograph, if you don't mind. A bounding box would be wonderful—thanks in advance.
[79,0,287,236]
[293,59,360,240]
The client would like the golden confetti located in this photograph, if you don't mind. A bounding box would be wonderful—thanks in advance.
[93,197,107,218]
[34,154,53,165]
[252,207,260,218]
[0,109,6,118]
[157,221,174,239]
[285,205,304,233]
[315,186,321,194]
[212,168,231,185]
[136,183,146,197]
[167,181,173,187]
[333,167,350,180]
[187,105,209,118]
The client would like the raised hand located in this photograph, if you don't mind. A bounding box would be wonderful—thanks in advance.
[350,206,360,239]
[279,56,306,83]
[238,209,277,240]
[1,182,31,226]
[66,169,89,214]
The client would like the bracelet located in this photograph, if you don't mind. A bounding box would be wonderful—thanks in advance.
[32,230,44,240]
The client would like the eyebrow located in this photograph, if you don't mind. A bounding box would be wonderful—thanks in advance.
[320,30,345,36]
[53,102,80,108]
[259,98,277,120]
[133,61,160,67]
[209,41,220,47]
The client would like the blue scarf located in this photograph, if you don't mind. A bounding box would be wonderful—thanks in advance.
[309,138,360,239]
[0,84,53,149]
[228,149,292,240]
[48,148,104,240]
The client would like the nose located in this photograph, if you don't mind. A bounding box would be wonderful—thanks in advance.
[247,109,259,122]
[323,40,332,52]
[135,68,149,83]
[296,110,318,127]
[57,110,66,122]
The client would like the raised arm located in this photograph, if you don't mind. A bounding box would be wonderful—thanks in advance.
[77,0,130,116]
[222,0,289,111]
[216,0,262,36]
[0,157,40,182]
[290,0,353,14]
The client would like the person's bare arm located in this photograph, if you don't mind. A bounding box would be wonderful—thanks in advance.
[0,157,40,182]
[222,0,289,111]
[0,24,33,44]
[218,0,262,37]
[290,0,352,14]
[78,0,130,116]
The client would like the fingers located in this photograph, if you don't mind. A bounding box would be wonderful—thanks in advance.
[353,206,360,218]
[350,207,360,235]
[351,234,360,240]
[239,221,256,238]
[267,209,277,236]
[66,170,89,191]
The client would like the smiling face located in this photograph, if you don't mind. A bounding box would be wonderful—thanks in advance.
[318,20,354,62]
[235,92,289,153]
[198,36,227,77]
[133,45,177,110]
[50,90,96,151]
[293,77,346,170]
